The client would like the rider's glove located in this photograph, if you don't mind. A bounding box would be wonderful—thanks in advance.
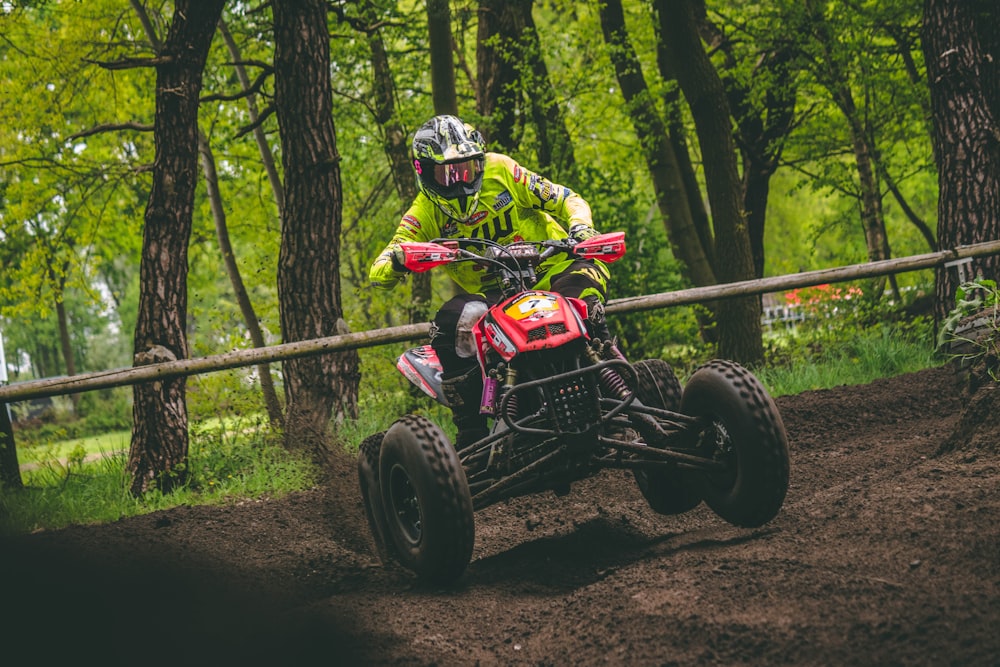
[568,223,598,243]
[390,245,410,273]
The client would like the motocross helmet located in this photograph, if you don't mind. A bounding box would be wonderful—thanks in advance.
[412,115,486,222]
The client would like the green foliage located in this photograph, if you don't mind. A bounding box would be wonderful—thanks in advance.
[12,388,130,446]
[937,278,1000,347]
[937,278,1000,378]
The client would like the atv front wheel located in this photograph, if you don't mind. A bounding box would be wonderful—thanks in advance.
[631,359,703,515]
[379,415,475,584]
[681,360,789,527]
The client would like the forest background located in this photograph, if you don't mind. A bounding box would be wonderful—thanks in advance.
[1,1,997,494]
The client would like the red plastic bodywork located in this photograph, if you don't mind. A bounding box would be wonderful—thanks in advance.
[473,290,589,362]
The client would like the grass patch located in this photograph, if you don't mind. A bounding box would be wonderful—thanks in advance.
[1,415,316,536]
[757,321,940,396]
[16,429,130,466]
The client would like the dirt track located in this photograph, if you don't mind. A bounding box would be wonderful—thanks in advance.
[4,364,998,666]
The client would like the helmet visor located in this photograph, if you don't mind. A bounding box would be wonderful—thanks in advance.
[433,159,482,188]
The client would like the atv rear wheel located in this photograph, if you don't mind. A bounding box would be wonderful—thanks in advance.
[357,431,395,563]
[631,359,703,515]
[681,360,789,527]
[379,415,475,584]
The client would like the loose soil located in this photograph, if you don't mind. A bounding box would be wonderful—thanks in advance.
[4,364,998,666]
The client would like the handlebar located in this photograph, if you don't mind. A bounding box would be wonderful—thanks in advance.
[396,232,626,288]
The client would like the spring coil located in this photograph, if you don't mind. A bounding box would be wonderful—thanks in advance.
[505,391,519,422]
[599,366,630,400]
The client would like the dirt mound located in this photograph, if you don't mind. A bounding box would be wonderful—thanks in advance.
[3,364,998,666]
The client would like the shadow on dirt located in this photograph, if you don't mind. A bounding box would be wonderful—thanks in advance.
[463,515,777,593]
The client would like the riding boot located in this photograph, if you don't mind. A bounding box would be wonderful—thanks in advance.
[583,295,612,342]
[440,367,489,449]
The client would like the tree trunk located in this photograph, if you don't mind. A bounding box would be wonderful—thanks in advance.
[657,0,763,365]
[129,0,225,496]
[427,0,459,116]
[923,0,1000,325]
[598,0,716,293]
[54,292,80,410]
[476,0,521,151]
[197,131,284,429]
[693,5,797,280]
[653,21,716,273]
[426,0,461,301]
[273,0,360,453]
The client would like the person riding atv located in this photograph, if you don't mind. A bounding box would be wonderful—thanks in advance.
[370,114,614,448]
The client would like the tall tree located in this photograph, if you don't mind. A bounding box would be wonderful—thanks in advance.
[656,0,762,364]
[427,0,459,116]
[476,0,577,182]
[197,130,284,428]
[129,0,226,495]
[923,0,1000,324]
[476,0,522,150]
[218,17,285,216]
[693,3,797,279]
[273,0,360,452]
[132,1,284,430]
[598,0,716,294]
[801,0,895,298]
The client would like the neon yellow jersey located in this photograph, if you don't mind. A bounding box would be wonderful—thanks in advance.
[370,153,595,294]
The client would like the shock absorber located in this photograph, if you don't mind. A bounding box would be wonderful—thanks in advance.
[502,366,519,422]
[586,340,630,401]
[599,366,630,401]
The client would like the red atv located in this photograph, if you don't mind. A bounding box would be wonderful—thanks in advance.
[358,233,789,584]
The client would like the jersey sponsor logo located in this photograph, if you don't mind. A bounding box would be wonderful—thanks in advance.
[492,190,512,211]
[530,178,556,202]
[513,164,533,185]
[400,215,421,234]
[469,209,514,242]
[468,210,489,225]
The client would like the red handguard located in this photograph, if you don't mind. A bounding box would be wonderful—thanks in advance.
[400,241,460,272]
[573,232,626,263]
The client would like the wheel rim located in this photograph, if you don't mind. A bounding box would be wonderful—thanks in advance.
[701,419,738,490]
[387,463,422,545]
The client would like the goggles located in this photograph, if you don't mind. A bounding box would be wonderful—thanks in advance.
[433,158,482,187]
